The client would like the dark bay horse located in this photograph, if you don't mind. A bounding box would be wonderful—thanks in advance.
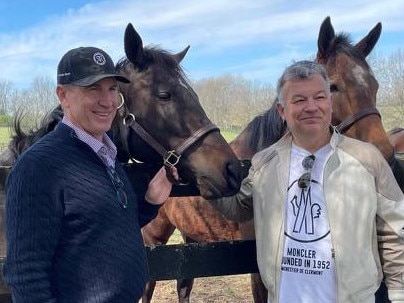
[141,16,397,303]
[0,23,243,260]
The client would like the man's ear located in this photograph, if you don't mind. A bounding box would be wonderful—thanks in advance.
[276,102,285,120]
[56,85,68,108]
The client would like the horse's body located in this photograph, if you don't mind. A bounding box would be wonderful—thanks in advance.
[141,16,398,303]
[0,23,243,258]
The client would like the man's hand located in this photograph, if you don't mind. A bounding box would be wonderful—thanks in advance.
[145,166,179,205]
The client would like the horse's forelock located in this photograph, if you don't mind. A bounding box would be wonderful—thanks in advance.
[326,33,370,69]
[116,46,185,79]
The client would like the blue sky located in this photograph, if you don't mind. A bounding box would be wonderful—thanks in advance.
[0,0,403,89]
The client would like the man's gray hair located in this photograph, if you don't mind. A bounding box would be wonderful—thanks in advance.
[276,60,330,105]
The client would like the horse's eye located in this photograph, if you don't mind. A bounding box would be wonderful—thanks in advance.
[158,91,171,100]
[330,84,338,93]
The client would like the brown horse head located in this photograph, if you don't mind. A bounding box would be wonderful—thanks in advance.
[114,23,243,199]
[316,16,394,161]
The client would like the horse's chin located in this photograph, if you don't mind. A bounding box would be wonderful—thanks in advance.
[197,177,240,200]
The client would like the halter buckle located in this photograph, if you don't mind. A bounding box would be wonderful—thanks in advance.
[163,150,181,168]
[123,113,135,126]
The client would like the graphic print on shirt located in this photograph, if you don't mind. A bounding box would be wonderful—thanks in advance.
[287,182,329,242]
[282,168,334,278]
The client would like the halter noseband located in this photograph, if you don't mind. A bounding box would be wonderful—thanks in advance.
[116,93,219,169]
[336,107,398,166]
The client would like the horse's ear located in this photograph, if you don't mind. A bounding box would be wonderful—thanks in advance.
[317,16,335,60]
[124,23,145,66]
[354,22,382,58]
[173,45,190,64]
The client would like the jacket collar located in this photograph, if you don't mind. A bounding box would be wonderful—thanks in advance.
[277,125,341,153]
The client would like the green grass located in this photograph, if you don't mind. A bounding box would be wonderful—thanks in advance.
[221,130,239,142]
[0,127,11,149]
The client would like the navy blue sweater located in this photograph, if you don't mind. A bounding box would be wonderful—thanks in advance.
[3,123,160,302]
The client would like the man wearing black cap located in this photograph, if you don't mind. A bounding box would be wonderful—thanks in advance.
[3,46,177,302]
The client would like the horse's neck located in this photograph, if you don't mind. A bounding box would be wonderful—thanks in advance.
[230,131,256,159]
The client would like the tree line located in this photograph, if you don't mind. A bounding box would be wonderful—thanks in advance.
[0,49,402,132]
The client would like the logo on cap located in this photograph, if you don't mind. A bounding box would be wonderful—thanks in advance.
[93,52,106,66]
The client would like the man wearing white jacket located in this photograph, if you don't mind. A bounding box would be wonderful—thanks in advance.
[209,60,404,303]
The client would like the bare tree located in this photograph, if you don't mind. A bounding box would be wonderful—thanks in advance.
[0,50,401,135]
[371,49,404,130]
[10,76,58,129]
[0,80,14,116]
[194,74,275,132]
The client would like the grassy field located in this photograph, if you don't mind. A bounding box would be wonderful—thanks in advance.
[0,127,11,149]
[0,126,11,151]
[220,130,239,142]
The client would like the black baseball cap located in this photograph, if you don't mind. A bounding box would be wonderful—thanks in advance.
[57,46,129,86]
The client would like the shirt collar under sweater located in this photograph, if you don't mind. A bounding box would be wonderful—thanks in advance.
[61,117,117,167]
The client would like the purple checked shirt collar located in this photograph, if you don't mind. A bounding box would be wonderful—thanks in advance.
[62,117,117,168]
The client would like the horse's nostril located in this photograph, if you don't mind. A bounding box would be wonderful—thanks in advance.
[225,159,243,192]
[240,159,251,178]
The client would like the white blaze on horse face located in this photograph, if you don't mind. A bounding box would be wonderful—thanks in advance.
[352,65,369,88]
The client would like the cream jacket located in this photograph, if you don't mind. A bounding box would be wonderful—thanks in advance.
[210,130,404,303]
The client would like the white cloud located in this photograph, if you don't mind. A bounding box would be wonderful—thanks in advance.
[0,0,403,88]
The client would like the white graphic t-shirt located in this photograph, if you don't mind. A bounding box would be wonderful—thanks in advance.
[278,144,336,303]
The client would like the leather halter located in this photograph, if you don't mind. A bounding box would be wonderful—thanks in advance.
[116,94,219,168]
[336,107,398,166]
[335,107,381,133]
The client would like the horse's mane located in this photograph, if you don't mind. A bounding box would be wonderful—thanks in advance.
[7,105,63,159]
[245,100,286,152]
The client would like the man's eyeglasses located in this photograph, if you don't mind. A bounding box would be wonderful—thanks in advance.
[298,155,315,189]
[106,166,128,209]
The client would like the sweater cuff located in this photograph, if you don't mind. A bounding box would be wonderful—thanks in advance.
[145,196,165,205]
